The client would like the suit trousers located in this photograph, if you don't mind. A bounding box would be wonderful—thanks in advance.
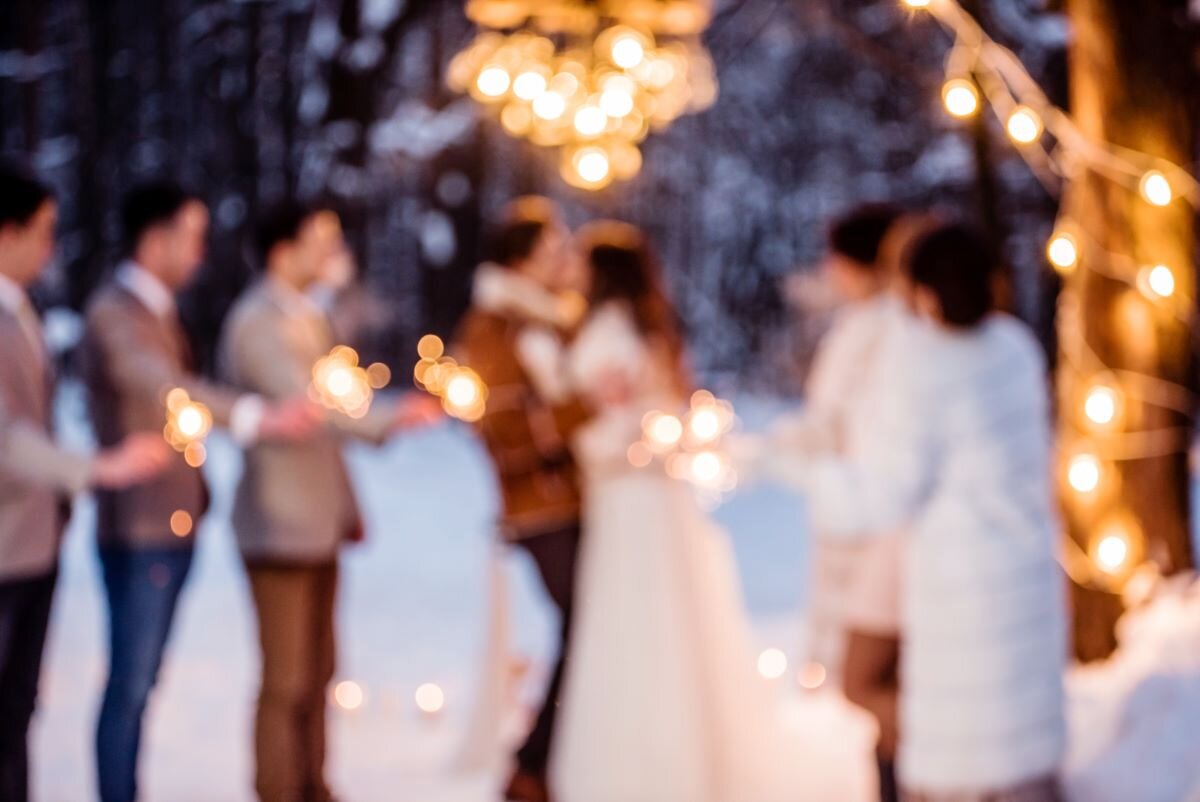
[512,523,581,775]
[0,571,56,802]
[245,559,338,802]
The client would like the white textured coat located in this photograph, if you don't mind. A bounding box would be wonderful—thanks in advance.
[772,313,1067,794]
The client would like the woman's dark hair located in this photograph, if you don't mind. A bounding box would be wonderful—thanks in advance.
[828,203,904,270]
[907,222,995,328]
[121,180,199,253]
[584,222,689,392]
[486,196,557,267]
[0,164,53,228]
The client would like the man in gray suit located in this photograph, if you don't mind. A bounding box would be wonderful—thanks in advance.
[221,202,438,802]
[0,165,168,802]
[81,182,319,802]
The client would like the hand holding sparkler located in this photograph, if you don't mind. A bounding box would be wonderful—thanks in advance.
[256,396,325,442]
[91,432,172,489]
[164,388,214,468]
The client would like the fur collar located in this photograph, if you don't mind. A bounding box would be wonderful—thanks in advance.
[472,263,582,329]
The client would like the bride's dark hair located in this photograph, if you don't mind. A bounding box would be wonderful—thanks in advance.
[581,221,691,395]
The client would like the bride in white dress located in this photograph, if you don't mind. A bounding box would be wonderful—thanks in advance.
[522,223,801,802]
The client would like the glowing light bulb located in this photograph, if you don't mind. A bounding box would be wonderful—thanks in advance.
[417,334,444,362]
[176,405,205,438]
[532,91,567,120]
[574,147,611,184]
[512,70,547,101]
[1096,533,1129,573]
[1047,232,1078,273]
[1140,170,1173,207]
[333,681,365,711]
[903,0,931,6]
[476,66,511,98]
[1068,453,1102,494]
[1140,264,1176,299]
[600,77,636,118]
[942,78,980,118]
[1083,385,1119,427]
[170,510,193,538]
[415,683,445,714]
[611,36,646,69]
[798,661,827,690]
[573,104,608,137]
[758,648,788,680]
[1006,106,1043,144]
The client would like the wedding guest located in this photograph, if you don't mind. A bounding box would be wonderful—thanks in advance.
[220,202,437,802]
[453,197,589,802]
[0,165,169,802]
[745,222,1066,801]
[81,181,318,802]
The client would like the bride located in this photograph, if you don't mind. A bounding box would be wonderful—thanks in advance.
[521,222,799,802]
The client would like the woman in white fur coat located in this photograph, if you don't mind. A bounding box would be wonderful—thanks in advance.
[742,222,1067,801]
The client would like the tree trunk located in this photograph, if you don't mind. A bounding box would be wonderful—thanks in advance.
[1061,0,1197,662]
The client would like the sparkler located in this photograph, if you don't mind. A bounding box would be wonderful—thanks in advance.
[310,346,391,419]
[636,390,739,494]
[413,335,489,423]
[164,388,213,468]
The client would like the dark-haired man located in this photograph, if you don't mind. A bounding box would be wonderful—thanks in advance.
[221,202,437,802]
[453,197,590,802]
[0,165,169,802]
[81,181,319,802]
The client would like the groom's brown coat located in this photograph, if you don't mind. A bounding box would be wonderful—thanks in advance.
[454,276,589,541]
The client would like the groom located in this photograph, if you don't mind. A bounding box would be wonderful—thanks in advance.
[454,197,590,802]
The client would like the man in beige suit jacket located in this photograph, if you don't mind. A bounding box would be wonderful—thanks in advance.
[0,166,167,802]
[80,182,318,802]
[221,202,437,802]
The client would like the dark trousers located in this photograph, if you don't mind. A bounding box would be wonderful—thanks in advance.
[0,571,56,802]
[96,544,194,802]
[512,524,581,775]
[245,559,338,802]
[843,629,901,802]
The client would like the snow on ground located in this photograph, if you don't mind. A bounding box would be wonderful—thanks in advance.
[30,387,1200,801]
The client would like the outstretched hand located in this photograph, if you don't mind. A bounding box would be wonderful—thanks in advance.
[91,432,172,489]
[258,396,325,442]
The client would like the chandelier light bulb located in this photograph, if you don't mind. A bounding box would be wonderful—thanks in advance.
[573,104,608,137]
[1006,106,1043,145]
[611,35,646,69]
[532,91,568,121]
[1046,232,1079,272]
[476,65,511,98]
[512,70,547,101]
[942,78,980,118]
[1139,170,1173,207]
[575,147,612,184]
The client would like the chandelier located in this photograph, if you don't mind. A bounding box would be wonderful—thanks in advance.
[448,0,718,190]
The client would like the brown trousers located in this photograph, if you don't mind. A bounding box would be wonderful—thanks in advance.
[246,560,338,802]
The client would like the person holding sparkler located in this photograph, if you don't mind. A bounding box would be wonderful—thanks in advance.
[80,181,320,802]
[219,202,439,802]
[0,164,171,802]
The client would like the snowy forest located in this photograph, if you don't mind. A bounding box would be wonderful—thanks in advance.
[0,0,1066,383]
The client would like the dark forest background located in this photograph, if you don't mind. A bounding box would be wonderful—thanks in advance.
[0,0,1067,389]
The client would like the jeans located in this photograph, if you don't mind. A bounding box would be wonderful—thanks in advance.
[96,544,194,802]
[0,571,57,802]
[512,524,581,775]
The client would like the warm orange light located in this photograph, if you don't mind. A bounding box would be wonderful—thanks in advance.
[170,510,193,538]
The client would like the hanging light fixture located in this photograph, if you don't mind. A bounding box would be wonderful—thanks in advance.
[449,0,718,190]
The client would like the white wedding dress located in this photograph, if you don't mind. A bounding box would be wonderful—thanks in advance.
[540,302,802,802]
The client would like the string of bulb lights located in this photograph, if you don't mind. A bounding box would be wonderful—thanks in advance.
[903,0,1198,591]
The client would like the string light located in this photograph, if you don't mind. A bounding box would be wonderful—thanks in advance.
[1083,382,1122,430]
[1139,170,1174,207]
[333,681,365,711]
[1046,231,1079,273]
[941,78,980,118]
[476,66,511,98]
[1067,453,1102,494]
[1006,105,1043,144]
[798,662,828,690]
[903,0,932,7]
[1095,532,1129,573]
[1137,264,1176,300]
[415,683,446,715]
